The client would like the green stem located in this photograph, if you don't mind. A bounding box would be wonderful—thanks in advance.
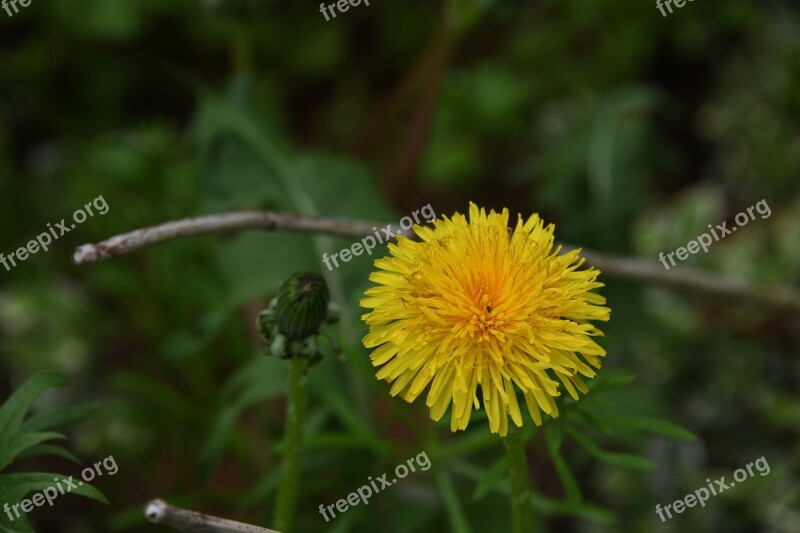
[504,428,533,533]
[273,358,307,531]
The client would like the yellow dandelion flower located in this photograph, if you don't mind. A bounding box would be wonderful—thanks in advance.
[360,203,611,436]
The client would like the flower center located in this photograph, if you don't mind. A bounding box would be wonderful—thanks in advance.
[464,292,509,343]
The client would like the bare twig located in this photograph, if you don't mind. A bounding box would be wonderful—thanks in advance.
[73,210,800,313]
[144,499,281,533]
[576,248,800,312]
[72,211,409,265]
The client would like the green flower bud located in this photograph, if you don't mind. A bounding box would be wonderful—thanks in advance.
[275,272,330,341]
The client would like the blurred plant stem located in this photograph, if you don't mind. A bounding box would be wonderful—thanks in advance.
[504,428,533,533]
[272,358,307,531]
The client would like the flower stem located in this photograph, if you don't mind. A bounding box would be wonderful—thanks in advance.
[273,358,307,531]
[504,428,533,533]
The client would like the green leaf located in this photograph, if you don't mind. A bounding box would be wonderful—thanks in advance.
[198,356,290,479]
[274,432,387,452]
[434,470,472,533]
[472,457,508,501]
[112,373,206,427]
[567,428,658,471]
[17,444,80,464]
[598,413,697,441]
[309,378,385,453]
[0,433,66,472]
[449,460,615,524]
[529,491,617,524]
[0,372,69,437]
[545,419,564,454]
[587,373,636,394]
[0,371,104,531]
[0,471,107,531]
[545,425,582,505]
[191,94,396,344]
[20,405,96,433]
[439,426,497,458]
[574,406,613,435]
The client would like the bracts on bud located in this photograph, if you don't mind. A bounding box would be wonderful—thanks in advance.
[256,272,341,366]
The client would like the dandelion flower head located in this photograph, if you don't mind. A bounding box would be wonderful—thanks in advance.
[360,203,611,436]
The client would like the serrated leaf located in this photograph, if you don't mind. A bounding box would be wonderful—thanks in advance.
[472,457,508,501]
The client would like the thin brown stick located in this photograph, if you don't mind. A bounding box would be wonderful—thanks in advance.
[577,248,800,312]
[73,210,800,313]
[144,499,280,533]
[71,211,408,264]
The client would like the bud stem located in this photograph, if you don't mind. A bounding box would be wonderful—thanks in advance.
[272,358,307,530]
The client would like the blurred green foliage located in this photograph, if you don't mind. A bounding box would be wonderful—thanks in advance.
[1,0,799,532]
[0,372,105,532]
